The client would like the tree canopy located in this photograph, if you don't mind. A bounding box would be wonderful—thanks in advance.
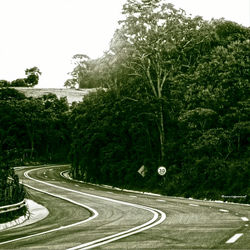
[68,0,249,202]
[0,66,41,87]
[1,0,249,204]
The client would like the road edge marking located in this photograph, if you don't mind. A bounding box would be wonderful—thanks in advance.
[25,167,166,250]
[0,179,98,246]
[226,233,243,243]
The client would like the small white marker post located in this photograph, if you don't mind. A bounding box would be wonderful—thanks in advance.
[219,209,229,213]
[226,233,243,243]
[189,204,199,207]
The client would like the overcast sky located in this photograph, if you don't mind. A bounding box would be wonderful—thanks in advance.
[0,0,249,88]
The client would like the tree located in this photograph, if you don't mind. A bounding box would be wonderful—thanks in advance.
[11,78,26,87]
[65,54,101,89]
[0,80,10,87]
[67,0,249,202]
[64,78,78,89]
[0,88,26,100]
[25,66,42,87]
[110,0,210,163]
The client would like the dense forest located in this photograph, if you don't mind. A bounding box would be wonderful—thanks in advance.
[68,0,249,202]
[0,0,249,207]
[0,88,71,210]
[0,88,71,166]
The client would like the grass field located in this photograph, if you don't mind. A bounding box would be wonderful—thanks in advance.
[14,87,95,104]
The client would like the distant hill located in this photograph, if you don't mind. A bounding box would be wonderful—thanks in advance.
[13,87,95,104]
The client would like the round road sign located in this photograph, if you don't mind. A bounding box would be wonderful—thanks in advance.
[158,166,166,176]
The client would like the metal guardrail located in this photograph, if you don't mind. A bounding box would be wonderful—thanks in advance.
[0,199,26,214]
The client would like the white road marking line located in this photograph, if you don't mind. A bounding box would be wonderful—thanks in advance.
[241,217,249,221]
[143,192,161,197]
[61,170,162,197]
[75,184,79,187]
[189,204,199,207]
[107,191,113,194]
[157,199,166,202]
[10,167,166,250]
[68,207,165,250]
[219,209,229,213]
[129,195,137,198]
[226,233,243,243]
[0,181,98,246]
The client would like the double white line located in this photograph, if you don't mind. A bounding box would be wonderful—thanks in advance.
[69,205,165,250]
[1,166,166,249]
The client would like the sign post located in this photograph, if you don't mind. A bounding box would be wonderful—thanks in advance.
[158,166,166,187]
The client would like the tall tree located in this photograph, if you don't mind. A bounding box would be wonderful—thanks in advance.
[111,0,209,163]
[25,66,42,87]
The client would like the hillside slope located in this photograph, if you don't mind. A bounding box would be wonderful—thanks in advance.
[13,87,95,104]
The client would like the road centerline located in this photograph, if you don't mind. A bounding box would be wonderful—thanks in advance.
[21,166,166,249]
[241,217,249,221]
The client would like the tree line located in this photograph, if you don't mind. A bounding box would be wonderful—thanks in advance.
[0,88,71,165]
[0,88,71,211]
[0,67,41,88]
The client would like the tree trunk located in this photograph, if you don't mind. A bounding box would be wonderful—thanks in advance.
[159,104,165,162]
[30,136,34,159]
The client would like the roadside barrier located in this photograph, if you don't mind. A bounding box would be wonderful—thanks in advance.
[0,199,26,214]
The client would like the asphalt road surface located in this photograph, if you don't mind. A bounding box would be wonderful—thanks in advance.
[0,165,249,249]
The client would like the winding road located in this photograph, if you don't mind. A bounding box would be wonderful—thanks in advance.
[0,165,249,249]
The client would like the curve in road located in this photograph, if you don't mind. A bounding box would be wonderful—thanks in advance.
[0,166,166,249]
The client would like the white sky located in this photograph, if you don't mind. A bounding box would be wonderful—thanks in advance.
[0,0,249,88]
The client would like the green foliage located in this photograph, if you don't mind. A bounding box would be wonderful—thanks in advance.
[0,160,26,206]
[0,80,10,87]
[1,0,249,203]
[69,0,249,202]
[11,78,27,87]
[24,66,42,87]
[0,66,41,87]
[0,88,70,164]
[65,54,104,89]
[0,88,70,213]
[0,206,27,223]
[0,88,26,100]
